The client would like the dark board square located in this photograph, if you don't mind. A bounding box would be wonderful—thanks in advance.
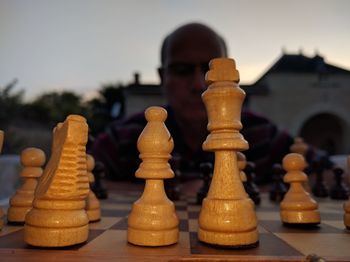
[111,217,128,230]
[319,211,343,221]
[179,219,188,232]
[175,205,187,211]
[260,220,342,233]
[101,209,130,217]
[188,211,199,219]
[0,229,104,250]
[0,229,27,249]
[189,232,303,257]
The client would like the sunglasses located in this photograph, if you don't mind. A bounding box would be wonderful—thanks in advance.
[163,62,210,76]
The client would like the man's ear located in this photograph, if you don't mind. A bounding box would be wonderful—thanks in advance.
[158,67,164,85]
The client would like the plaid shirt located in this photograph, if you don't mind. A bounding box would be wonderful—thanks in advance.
[90,106,293,183]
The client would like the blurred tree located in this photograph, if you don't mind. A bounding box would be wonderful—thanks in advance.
[24,91,87,127]
[86,83,125,136]
[0,79,25,129]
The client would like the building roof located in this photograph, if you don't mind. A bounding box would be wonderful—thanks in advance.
[123,53,350,96]
[123,73,161,95]
[268,53,350,74]
[244,52,350,95]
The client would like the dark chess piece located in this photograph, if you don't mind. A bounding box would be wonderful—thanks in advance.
[311,155,332,198]
[330,166,349,200]
[165,154,182,201]
[92,161,109,199]
[269,163,287,202]
[244,161,261,205]
[196,162,213,205]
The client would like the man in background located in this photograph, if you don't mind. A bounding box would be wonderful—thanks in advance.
[90,22,293,184]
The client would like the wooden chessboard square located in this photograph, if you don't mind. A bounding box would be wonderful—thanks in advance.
[0,229,27,249]
[0,229,105,250]
[259,220,342,233]
[102,202,132,210]
[187,205,201,212]
[319,211,343,220]
[256,211,281,221]
[104,195,138,204]
[174,200,187,207]
[317,199,344,209]
[188,219,198,233]
[0,224,22,237]
[188,211,199,219]
[101,209,130,217]
[179,219,189,232]
[323,220,348,230]
[256,205,280,212]
[189,232,303,257]
[257,225,269,233]
[275,233,350,257]
[80,229,191,257]
[186,197,197,204]
[89,217,124,230]
[110,217,128,230]
[176,210,188,220]
[175,204,187,211]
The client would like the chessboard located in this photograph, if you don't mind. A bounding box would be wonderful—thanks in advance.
[0,189,349,262]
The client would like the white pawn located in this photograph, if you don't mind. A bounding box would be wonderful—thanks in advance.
[280,153,320,226]
[290,137,308,156]
[86,154,101,222]
[237,152,247,182]
[8,147,46,224]
[127,106,179,246]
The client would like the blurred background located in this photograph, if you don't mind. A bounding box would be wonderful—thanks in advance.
[0,0,349,157]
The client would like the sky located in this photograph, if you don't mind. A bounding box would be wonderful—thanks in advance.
[0,0,349,100]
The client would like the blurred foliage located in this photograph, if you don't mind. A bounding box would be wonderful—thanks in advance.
[23,91,87,127]
[0,79,24,129]
[0,80,125,153]
[85,83,125,136]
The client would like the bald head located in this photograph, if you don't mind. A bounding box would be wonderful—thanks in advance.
[160,23,227,66]
[158,23,228,132]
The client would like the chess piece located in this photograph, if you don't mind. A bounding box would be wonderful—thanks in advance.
[198,58,258,248]
[290,137,312,190]
[269,163,287,202]
[244,162,261,205]
[196,162,213,205]
[7,148,46,224]
[237,152,247,182]
[0,130,4,230]
[86,154,101,222]
[237,152,260,205]
[92,161,108,199]
[24,115,90,247]
[290,137,308,156]
[280,153,320,226]
[330,166,349,200]
[311,156,329,198]
[343,156,350,229]
[165,154,182,201]
[127,107,179,246]
[306,254,327,262]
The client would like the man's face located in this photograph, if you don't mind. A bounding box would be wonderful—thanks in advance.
[160,32,224,124]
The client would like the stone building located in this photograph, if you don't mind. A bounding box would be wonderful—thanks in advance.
[123,73,165,117]
[246,53,350,154]
[123,53,350,154]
